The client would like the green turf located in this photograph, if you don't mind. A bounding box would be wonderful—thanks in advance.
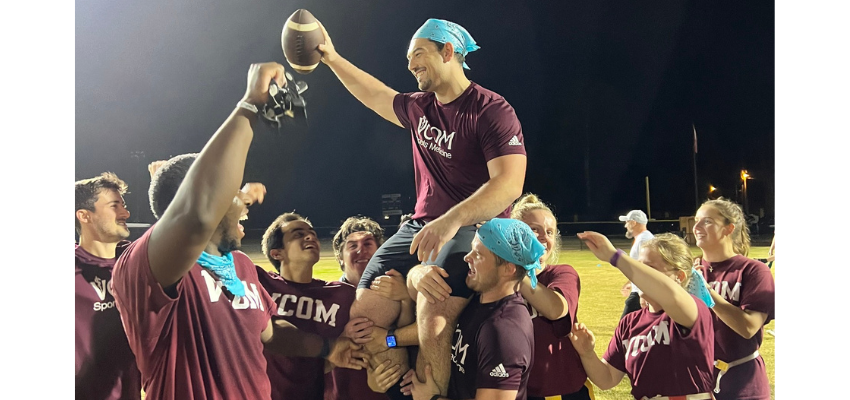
[253,246,775,400]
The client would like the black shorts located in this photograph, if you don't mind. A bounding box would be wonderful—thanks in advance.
[357,219,476,299]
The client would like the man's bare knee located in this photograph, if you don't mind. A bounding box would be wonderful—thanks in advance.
[417,294,468,339]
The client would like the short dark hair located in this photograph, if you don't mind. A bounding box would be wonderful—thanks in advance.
[75,172,128,234]
[332,216,385,269]
[429,40,465,66]
[148,154,198,220]
[262,212,311,271]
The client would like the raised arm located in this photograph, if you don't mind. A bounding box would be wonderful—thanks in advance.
[577,231,699,328]
[147,63,284,287]
[317,22,401,127]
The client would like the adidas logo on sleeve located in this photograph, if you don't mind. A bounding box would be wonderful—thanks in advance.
[508,136,522,146]
[489,363,509,378]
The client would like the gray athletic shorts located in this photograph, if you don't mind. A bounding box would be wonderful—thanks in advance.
[357,219,476,299]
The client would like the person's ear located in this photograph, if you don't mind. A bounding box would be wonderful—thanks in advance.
[505,263,519,279]
[676,270,686,285]
[76,210,90,225]
[723,223,735,237]
[442,41,455,63]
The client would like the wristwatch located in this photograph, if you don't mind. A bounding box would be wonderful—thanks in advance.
[386,328,397,348]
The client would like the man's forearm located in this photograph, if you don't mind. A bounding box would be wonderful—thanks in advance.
[324,55,399,124]
[443,174,523,226]
[264,319,326,357]
[396,321,419,347]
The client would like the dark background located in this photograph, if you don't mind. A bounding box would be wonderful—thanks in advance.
[75,0,774,233]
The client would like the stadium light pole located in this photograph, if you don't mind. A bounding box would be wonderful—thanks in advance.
[740,170,750,215]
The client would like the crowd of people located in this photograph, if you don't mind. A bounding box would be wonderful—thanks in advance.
[75,17,775,400]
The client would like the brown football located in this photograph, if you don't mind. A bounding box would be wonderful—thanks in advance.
[281,9,324,74]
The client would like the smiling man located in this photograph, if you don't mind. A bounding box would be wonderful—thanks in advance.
[318,18,527,395]
[258,213,375,400]
[111,63,367,400]
[75,172,141,400]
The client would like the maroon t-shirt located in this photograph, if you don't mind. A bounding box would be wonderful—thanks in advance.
[255,270,378,400]
[393,82,527,221]
[75,242,141,400]
[603,294,715,400]
[524,265,587,396]
[448,292,534,400]
[112,227,275,400]
[700,255,775,400]
[315,281,389,400]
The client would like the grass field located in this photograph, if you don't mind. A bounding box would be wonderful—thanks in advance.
[250,243,775,400]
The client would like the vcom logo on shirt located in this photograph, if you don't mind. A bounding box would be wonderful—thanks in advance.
[416,116,455,159]
[201,270,266,311]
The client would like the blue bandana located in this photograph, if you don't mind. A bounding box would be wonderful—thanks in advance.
[476,218,546,289]
[197,251,246,297]
[686,268,715,308]
[412,18,480,70]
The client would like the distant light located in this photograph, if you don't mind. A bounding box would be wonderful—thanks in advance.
[384,215,390,220]
[709,185,717,192]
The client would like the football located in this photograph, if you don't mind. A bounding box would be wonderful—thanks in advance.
[281,9,324,74]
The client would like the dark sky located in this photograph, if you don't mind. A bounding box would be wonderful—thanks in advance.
[75,0,775,231]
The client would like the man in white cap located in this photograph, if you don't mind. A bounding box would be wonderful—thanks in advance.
[618,210,654,319]
[317,18,527,395]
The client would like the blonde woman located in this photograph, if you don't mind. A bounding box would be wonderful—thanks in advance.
[511,194,592,400]
[694,198,774,400]
[570,233,715,400]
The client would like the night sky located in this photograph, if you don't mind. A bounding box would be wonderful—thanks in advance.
[75,0,775,231]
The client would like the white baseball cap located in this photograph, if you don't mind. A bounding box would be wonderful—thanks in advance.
[618,210,648,224]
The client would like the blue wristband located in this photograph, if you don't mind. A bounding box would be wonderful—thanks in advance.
[609,249,626,266]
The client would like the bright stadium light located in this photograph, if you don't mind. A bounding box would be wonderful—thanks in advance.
[740,170,751,214]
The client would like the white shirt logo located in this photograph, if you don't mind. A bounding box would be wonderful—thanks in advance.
[489,363,509,378]
[508,135,522,146]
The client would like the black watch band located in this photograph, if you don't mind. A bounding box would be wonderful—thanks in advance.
[318,337,330,359]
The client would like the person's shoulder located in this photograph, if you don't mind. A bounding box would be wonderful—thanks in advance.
[469,82,506,101]
[494,294,533,323]
[402,91,433,102]
[325,280,356,290]
[544,263,578,276]
[473,85,516,111]
[733,255,772,275]
[231,250,252,263]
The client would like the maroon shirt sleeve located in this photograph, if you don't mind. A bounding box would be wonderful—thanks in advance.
[477,99,526,161]
[740,261,775,323]
[111,227,180,369]
[603,316,629,373]
[542,266,581,337]
[393,92,415,129]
